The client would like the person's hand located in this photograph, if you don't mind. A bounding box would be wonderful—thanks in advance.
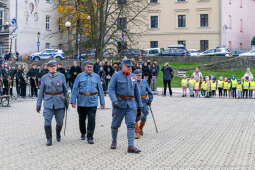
[137,107,142,115]
[71,104,76,108]
[100,105,105,109]
[113,102,120,109]
[36,106,41,113]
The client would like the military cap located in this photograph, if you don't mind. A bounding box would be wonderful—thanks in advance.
[122,58,133,67]
[47,59,57,66]
[133,69,142,74]
[84,60,94,65]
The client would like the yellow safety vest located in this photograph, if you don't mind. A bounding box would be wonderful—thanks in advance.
[236,83,243,92]
[189,79,195,88]
[201,81,207,90]
[250,81,255,90]
[243,81,249,90]
[218,80,223,88]
[182,79,188,87]
[231,79,237,88]
[223,81,229,90]
[211,82,217,90]
[194,81,200,90]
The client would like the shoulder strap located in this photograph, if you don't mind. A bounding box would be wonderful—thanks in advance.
[47,74,60,92]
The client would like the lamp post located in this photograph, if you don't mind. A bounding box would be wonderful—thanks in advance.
[65,21,71,57]
[37,32,40,52]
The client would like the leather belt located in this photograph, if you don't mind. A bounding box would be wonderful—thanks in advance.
[141,94,147,99]
[117,94,134,100]
[79,92,97,96]
[45,91,63,95]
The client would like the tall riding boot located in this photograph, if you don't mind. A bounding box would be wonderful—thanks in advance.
[139,121,146,136]
[135,122,140,139]
[56,124,62,142]
[44,126,52,146]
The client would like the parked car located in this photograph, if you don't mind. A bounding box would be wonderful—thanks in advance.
[144,48,164,57]
[116,49,146,57]
[188,49,201,56]
[168,44,185,49]
[200,48,231,57]
[162,48,189,56]
[231,49,247,57]
[29,49,64,61]
[239,49,255,56]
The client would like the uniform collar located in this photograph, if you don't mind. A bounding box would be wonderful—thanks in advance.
[122,72,130,76]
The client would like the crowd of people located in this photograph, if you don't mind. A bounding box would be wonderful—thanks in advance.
[181,67,255,99]
[0,57,163,97]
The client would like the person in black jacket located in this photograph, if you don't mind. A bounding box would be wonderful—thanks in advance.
[27,64,39,97]
[98,66,107,94]
[69,61,82,90]
[57,64,66,76]
[142,62,151,85]
[104,62,114,91]
[161,63,173,96]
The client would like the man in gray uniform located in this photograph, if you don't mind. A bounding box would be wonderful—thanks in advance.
[108,58,143,153]
[36,60,68,146]
[70,60,105,144]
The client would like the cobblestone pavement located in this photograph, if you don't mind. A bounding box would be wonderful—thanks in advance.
[1,95,255,170]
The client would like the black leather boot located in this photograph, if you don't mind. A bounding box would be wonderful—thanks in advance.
[56,124,62,142]
[44,126,52,146]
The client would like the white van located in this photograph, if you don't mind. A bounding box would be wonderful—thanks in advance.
[144,48,164,57]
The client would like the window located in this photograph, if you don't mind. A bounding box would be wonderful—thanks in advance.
[178,40,186,48]
[117,17,127,30]
[177,0,186,2]
[0,9,4,29]
[200,40,209,51]
[58,44,63,49]
[150,16,158,29]
[178,15,186,28]
[150,41,158,48]
[117,0,126,5]
[46,15,50,30]
[200,14,208,27]
[240,43,243,49]
[228,15,232,29]
[240,0,243,8]
[240,19,243,32]
[228,41,232,49]
[46,0,51,3]
[45,43,50,49]
[150,0,158,3]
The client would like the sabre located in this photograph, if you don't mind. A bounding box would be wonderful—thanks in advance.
[149,105,159,133]
[64,107,68,136]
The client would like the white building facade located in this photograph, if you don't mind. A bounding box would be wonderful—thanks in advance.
[9,0,62,56]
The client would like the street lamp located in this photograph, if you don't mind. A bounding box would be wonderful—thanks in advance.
[65,21,72,56]
[37,32,40,52]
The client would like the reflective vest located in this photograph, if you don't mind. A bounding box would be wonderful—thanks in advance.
[237,83,243,92]
[211,82,217,90]
[189,79,195,88]
[182,79,188,87]
[243,81,249,90]
[194,81,200,90]
[231,79,237,88]
[250,81,255,90]
[223,81,229,90]
[217,80,223,88]
[201,81,208,90]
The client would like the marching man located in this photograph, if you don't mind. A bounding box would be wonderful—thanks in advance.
[133,69,153,139]
[36,60,68,146]
[108,59,143,154]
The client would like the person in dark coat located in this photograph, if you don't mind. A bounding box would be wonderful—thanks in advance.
[104,62,114,91]
[161,63,173,96]
[142,62,151,85]
[27,64,39,97]
[69,61,82,90]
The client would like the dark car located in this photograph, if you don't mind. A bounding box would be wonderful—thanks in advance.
[231,49,247,57]
[117,49,146,57]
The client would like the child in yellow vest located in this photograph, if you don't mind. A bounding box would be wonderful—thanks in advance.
[231,75,237,98]
[211,77,217,97]
[201,77,206,97]
[249,78,255,99]
[243,76,249,98]
[223,77,229,98]
[188,75,195,97]
[228,78,232,98]
[193,77,201,98]
[217,76,224,98]
[236,79,243,99]
[181,75,188,97]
